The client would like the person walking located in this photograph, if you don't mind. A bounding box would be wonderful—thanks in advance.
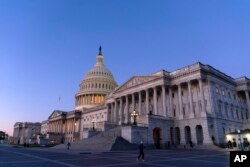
[67,142,71,150]
[137,141,145,162]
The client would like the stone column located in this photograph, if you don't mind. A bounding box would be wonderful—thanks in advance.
[191,126,198,144]
[153,87,158,115]
[245,91,250,120]
[169,87,173,117]
[55,121,57,133]
[93,94,96,104]
[119,98,123,125]
[180,127,186,145]
[178,84,183,119]
[207,80,215,114]
[146,89,149,114]
[188,81,194,118]
[92,94,94,104]
[114,100,118,124]
[125,95,129,124]
[138,91,142,115]
[199,79,206,116]
[73,118,75,133]
[56,121,58,132]
[111,103,114,123]
[162,85,167,116]
[132,93,135,111]
[57,120,59,133]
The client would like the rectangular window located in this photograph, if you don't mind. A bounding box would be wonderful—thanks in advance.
[222,90,225,96]
[218,103,222,113]
[216,87,219,93]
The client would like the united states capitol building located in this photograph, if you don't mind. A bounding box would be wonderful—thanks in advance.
[41,47,250,148]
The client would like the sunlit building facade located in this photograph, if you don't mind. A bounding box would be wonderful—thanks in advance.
[43,47,250,147]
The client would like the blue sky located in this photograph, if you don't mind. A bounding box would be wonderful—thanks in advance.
[1,0,250,135]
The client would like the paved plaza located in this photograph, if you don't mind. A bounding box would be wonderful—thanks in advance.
[0,144,229,167]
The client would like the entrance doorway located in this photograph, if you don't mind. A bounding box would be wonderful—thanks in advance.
[153,127,162,149]
[196,125,204,145]
[184,126,192,144]
[170,127,174,144]
[175,127,180,145]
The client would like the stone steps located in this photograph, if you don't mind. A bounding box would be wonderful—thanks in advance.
[51,127,124,152]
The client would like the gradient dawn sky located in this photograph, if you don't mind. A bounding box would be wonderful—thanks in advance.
[1,0,250,135]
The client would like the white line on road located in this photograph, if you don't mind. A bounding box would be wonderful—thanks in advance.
[0,160,44,164]
[3,149,81,167]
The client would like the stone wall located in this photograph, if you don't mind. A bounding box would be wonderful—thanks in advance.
[121,126,148,144]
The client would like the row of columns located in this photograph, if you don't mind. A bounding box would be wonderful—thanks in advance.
[76,94,105,106]
[109,79,206,124]
[49,120,62,133]
[49,118,79,134]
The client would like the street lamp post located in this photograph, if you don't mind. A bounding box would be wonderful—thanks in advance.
[237,130,243,151]
[91,119,96,131]
[130,111,138,125]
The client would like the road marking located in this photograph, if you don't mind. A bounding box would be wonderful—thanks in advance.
[3,149,81,167]
[149,153,228,164]
[0,160,44,164]
[184,158,228,164]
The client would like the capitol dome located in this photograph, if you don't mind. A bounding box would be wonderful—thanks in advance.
[75,47,118,109]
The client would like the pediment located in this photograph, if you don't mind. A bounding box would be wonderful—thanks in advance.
[48,110,64,119]
[115,76,159,92]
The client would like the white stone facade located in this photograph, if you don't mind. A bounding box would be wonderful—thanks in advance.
[42,48,249,148]
[106,62,250,147]
[13,122,41,144]
[41,120,48,135]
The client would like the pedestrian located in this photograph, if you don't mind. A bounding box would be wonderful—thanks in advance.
[67,142,71,150]
[189,141,193,148]
[228,140,232,149]
[137,141,145,162]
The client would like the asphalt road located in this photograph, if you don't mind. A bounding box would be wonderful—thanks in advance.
[0,144,229,167]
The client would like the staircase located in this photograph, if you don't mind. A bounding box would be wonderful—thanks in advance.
[51,127,126,152]
[191,144,224,150]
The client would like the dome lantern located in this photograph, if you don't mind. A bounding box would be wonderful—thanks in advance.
[95,46,104,66]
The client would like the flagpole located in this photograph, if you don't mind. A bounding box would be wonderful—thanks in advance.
[58,96,61,110]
